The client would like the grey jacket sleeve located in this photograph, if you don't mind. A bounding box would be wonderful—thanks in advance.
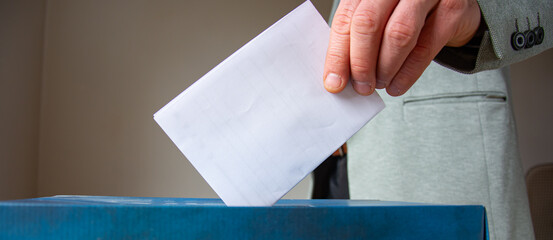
[435,0,553,73]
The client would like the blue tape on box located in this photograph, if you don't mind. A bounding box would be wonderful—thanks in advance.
[0,195,488,239]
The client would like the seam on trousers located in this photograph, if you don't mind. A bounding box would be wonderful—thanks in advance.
[477,100,497,240]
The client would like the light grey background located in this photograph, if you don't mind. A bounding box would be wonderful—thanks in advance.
[1,0,551,200]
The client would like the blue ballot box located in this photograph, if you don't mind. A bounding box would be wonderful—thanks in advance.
[0,195,488,239]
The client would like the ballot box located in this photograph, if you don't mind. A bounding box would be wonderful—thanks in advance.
[0,195,488,239]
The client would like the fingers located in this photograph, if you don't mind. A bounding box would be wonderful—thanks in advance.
[386,0,473,96]
[323,0,360,94]
[348,0,398,95]
[324,0,482,97]
[375,0,438,90]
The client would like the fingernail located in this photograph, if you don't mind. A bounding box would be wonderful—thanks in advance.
[388,84,401,96]
[325,73,342,89]
[375,80,386,89]
[352,81,372,95]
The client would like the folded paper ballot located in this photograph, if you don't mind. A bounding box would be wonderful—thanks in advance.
[154,1,385,206]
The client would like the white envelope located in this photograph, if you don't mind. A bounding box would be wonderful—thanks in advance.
[154,1,385,206]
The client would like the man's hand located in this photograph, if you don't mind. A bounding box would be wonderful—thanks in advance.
[323,0,481,96]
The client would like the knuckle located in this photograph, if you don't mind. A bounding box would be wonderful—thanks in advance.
[351,9,381,36]
[440,0,469,12]
[332,14,353,36]
[331,3,356,36]
[326,50,349,66]
[386,22,418,49]
[397,65,418,82]
[349,58,372,77]
[410,44,434,64]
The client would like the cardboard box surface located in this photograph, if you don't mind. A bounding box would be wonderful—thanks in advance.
[0,195,488,239]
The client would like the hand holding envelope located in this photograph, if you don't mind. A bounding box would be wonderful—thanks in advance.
[154,1,385,206]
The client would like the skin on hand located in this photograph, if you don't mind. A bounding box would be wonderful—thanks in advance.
[323,0,482,96]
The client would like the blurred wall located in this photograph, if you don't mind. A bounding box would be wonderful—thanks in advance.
[36,0,332,199]
[0,0,45,200]
[511,48,553,174]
